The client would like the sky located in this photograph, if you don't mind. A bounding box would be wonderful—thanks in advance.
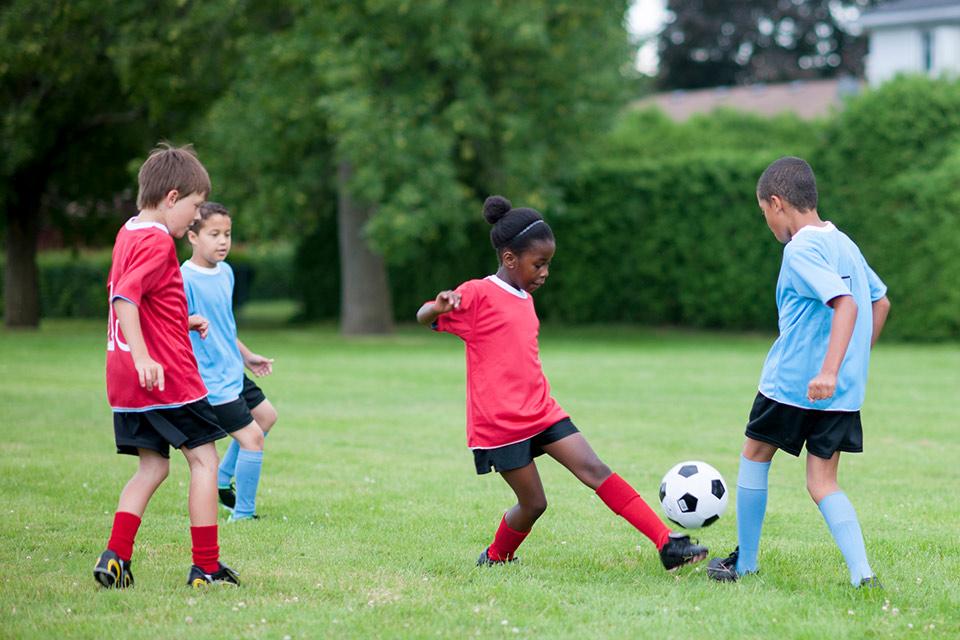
[628,0,668,75]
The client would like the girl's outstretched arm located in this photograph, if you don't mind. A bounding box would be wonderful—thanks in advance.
[417,290,461,326]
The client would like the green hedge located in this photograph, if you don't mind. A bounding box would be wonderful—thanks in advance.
[814,75,960,340]
[0,244,294,319]
[365,152,782,330]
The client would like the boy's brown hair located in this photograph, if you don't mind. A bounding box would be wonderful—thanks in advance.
[136,143,211,210]
[756,156,818,211]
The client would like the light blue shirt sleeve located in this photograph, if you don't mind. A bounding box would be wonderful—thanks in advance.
[183,274,197,315]
[787,247,851,305]
[864,262,887,301]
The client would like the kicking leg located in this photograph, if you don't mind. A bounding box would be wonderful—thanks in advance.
[809,452,875,586]
[544,433,670,549]
[543,433,705,569]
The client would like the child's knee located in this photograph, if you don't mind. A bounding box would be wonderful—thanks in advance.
[578,458,612,489]
[524,497,548,518]
[255,404,278,432]
[139,458,170,484]
[184,443,219,470]
[234,423,265,450]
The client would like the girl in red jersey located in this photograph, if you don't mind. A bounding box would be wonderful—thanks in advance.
[417,196,707,571]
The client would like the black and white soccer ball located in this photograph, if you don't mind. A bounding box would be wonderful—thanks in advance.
[659,460,728,529]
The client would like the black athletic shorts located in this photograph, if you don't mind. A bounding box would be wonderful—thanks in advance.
[114,398,227,458]
[211,375,268,433]
[744,392,863,459]
[473,418,579,475]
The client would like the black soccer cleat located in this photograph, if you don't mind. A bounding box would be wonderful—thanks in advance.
[858,575,883,589]
[218,484,237,511]
[93,549,134,589]
[707,547,742,582]
[476,547,518,567]
[187,561,240,587]
[659,532,708,571]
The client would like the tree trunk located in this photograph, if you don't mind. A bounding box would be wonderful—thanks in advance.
[4,174,43,328]
[336,161,393,335]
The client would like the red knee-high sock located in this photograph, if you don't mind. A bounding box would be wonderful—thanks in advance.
[596,473,671,550]
[107,511,141,562]
[190,525,220,574]
[487,515,530,561]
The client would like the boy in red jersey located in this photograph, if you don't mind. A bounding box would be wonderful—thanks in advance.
[94,144,239,589]
[417,196,707,571]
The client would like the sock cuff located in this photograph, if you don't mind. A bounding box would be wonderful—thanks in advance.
[500,514,530,537]
[237,449,264,460]
[737,455,771,490]
[818,491,856,521]
[114,511,142,526]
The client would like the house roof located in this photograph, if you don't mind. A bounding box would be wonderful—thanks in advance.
[859,0,960,29]
[631,78,861,121]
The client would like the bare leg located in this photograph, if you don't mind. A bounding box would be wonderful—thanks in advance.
[742,437,778,463]
[182,442,220,526]
[116,449,170,517]
[231,422,265,451]
[540,433,612,489]
[250,399,278,434]
[499,462,548,532]
[806,451,841,503]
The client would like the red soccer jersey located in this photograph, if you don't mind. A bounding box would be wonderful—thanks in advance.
[105,218,207,411]
[435,275,568,449]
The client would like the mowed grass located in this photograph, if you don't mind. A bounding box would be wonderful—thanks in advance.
[1,309,958,639]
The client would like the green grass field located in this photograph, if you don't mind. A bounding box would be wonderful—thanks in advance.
[1,308,958,639]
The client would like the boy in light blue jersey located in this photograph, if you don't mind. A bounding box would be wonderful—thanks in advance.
[182,202,279,522]
[708,157,891,587]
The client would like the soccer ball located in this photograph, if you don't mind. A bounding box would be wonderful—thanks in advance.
[659,460,728,529]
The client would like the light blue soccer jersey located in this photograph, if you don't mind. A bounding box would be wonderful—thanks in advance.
[758,223,887,411]
[181,260,245,405]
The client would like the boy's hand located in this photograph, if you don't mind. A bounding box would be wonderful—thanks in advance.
[807,372,837,402]
[433,290,461,314]
[134,355,165,392]
[188,315,209,339]
[244,352,274,377]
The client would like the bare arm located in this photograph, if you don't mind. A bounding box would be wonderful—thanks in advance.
[417,291,460,326]
[807,294,857,402]
[113,298,164,391]
[237,337,274,377]
[870,296,890,348]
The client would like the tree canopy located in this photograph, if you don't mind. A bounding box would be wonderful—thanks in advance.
[657,0,874,90]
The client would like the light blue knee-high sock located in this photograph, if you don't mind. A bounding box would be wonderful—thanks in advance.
[818,491,873,585]
[233,449,264,519]
[736,455,771,575]
[219,431,268,488]
[218,439,240,488]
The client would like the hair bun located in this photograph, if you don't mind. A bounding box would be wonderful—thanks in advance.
[483,195,512,224]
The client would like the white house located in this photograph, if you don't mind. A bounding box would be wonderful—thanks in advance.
[859,0,960,85]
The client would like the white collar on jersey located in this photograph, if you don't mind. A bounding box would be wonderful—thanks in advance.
[125,216,170,234]
[486,274,528,299]
[792,221,835,238]
[182,260,222,275]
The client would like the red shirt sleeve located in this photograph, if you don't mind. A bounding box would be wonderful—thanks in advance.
[435,280,479,339]
[112,235,169,306]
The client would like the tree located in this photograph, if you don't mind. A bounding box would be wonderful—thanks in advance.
[200,0,634,333]
[0,0,280,327]
[657,0,875,90]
